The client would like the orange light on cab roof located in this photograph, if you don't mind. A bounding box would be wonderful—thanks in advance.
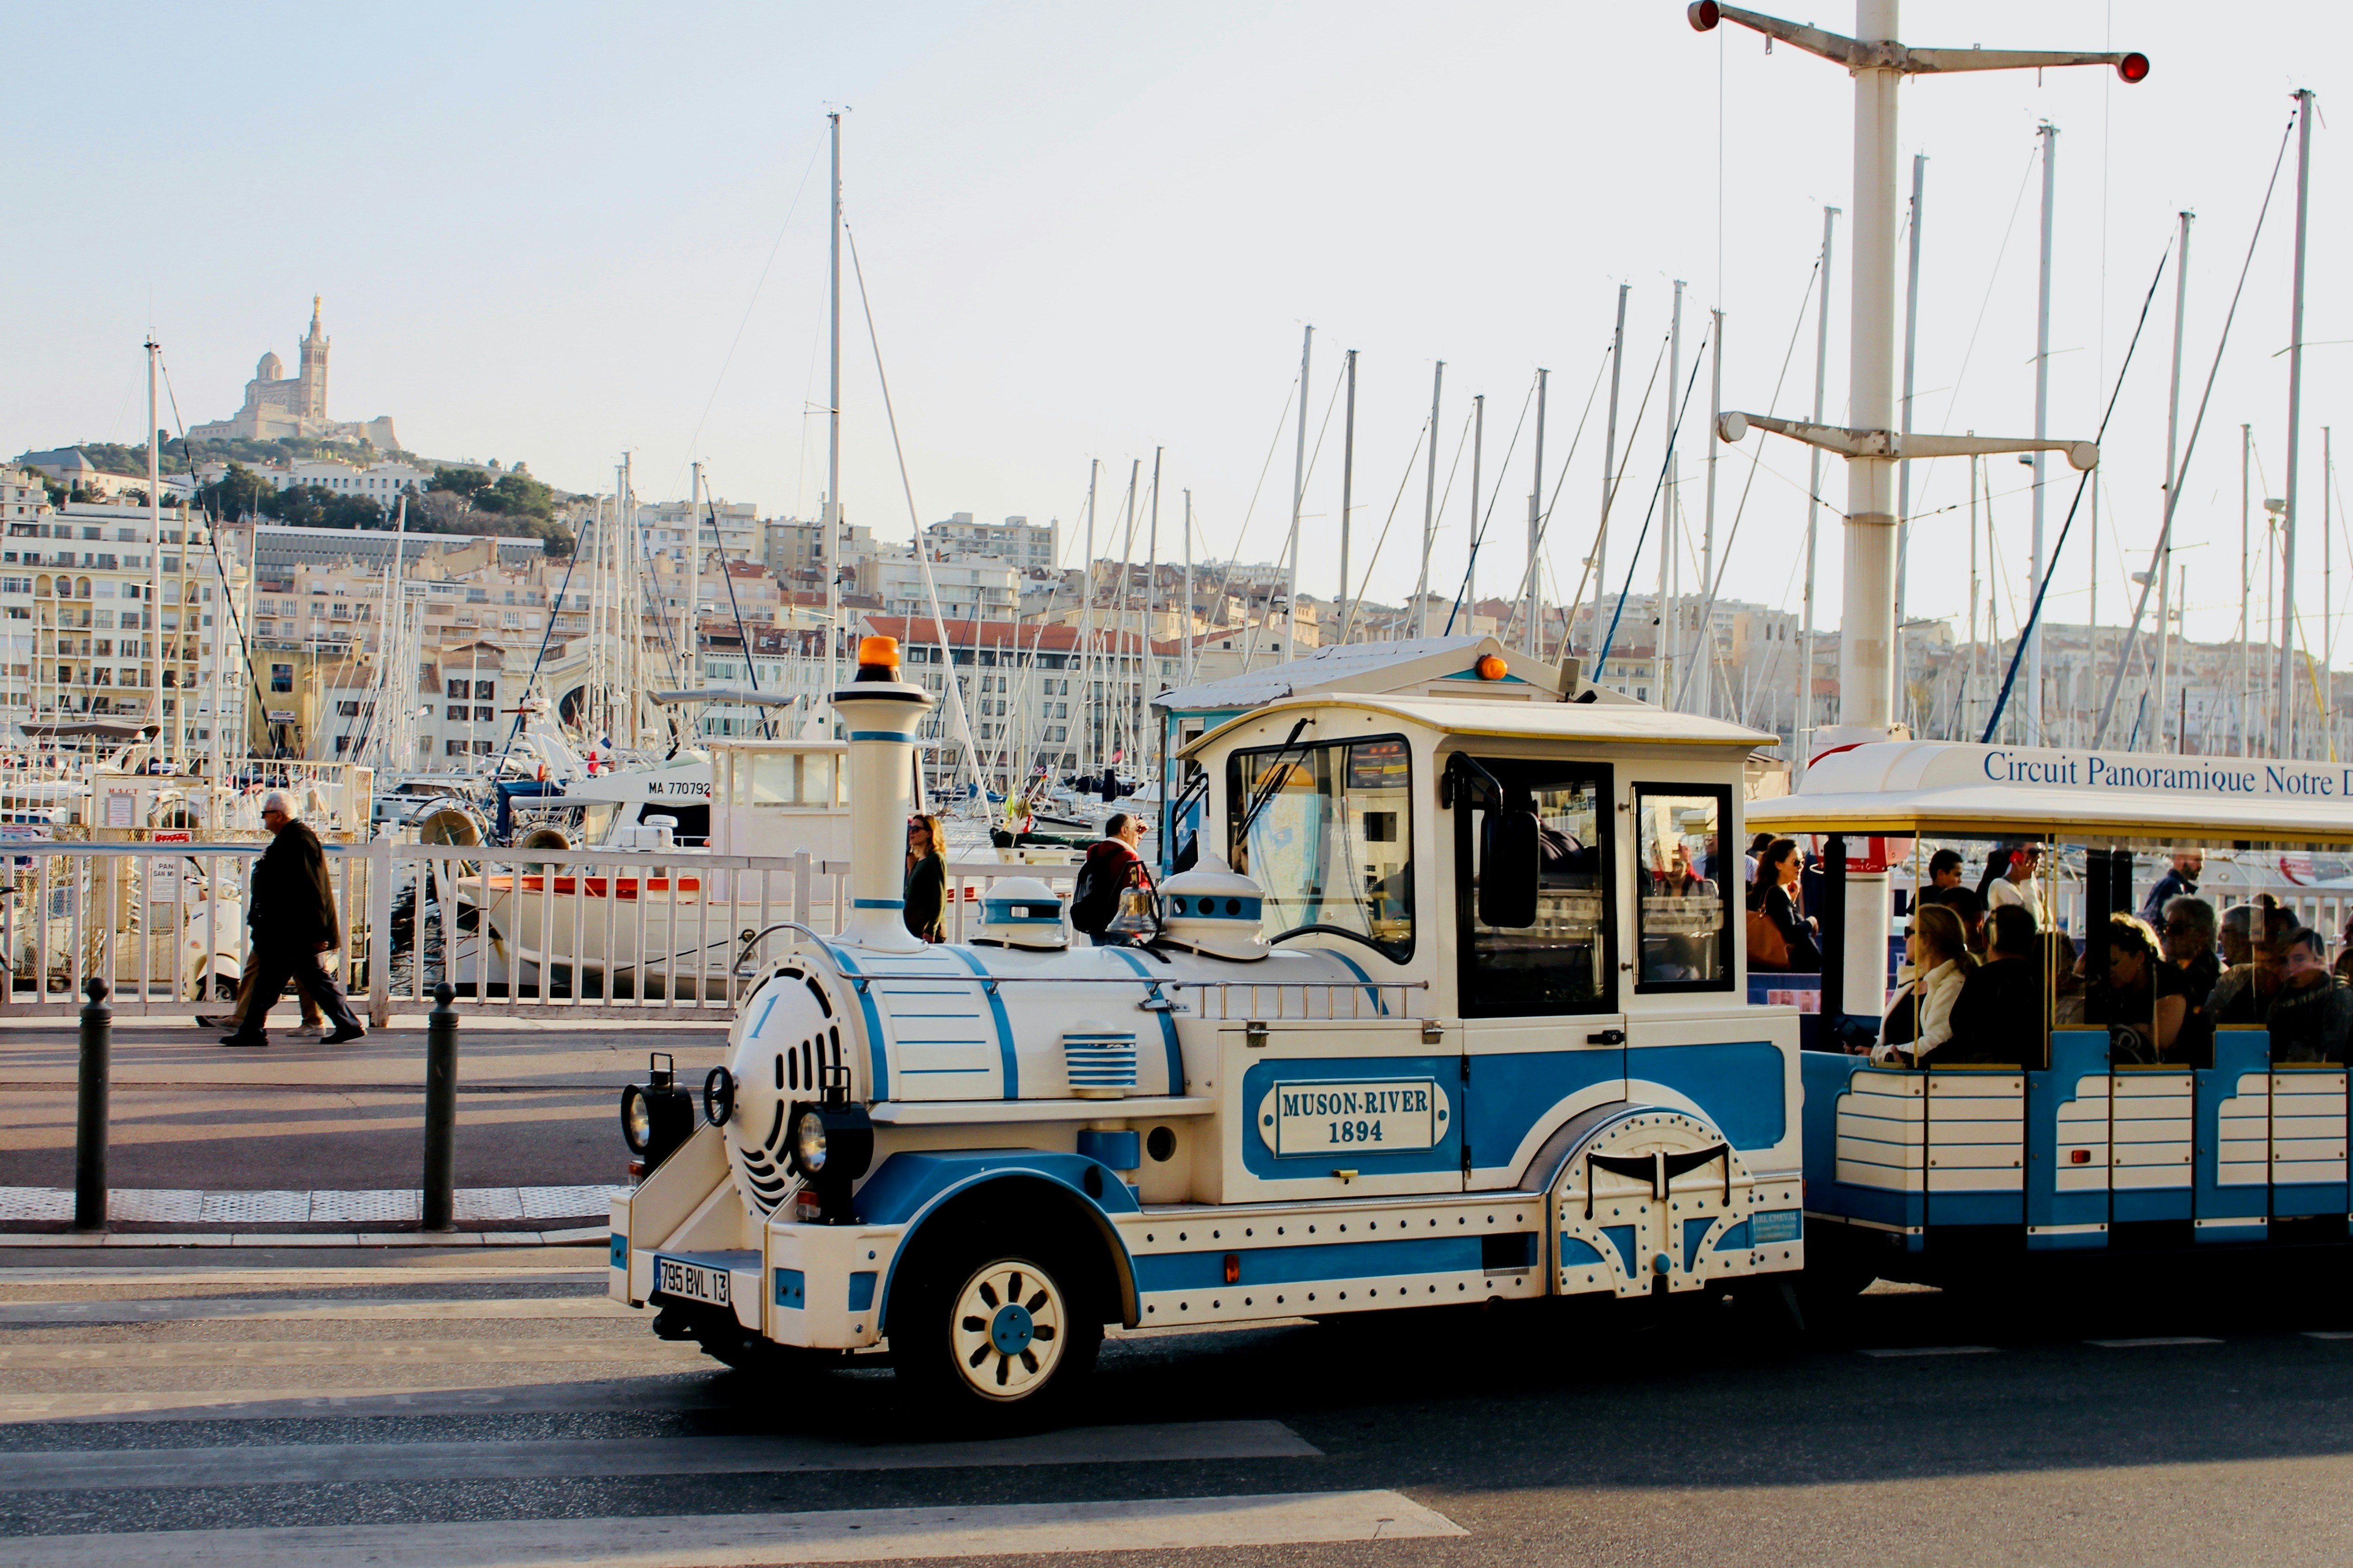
[1475,653,1509,681]
[858,636,901,669]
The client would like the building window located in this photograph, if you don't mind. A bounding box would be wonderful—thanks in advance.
[447,705,468,721]
[474,706,494,722]
[270,664,293,694]
[447,679,470,698]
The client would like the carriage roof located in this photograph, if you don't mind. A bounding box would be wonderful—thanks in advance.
[1178,692,1774,761]
[1748,739,2353,845]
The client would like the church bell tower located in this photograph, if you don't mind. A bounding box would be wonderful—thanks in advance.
[297,296,330,424]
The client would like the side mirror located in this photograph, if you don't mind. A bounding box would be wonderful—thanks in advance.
[1479,810,1541,928]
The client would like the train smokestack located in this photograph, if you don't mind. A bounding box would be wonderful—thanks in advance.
[831,636,933,953]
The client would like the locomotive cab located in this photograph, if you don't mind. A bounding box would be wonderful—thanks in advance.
[607,641,1805,1419]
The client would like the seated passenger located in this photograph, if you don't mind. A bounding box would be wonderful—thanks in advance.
[1942,904,2044,1064]
[2105,912,2212,1067]
[2160,895,2222,1005]
[1927,847,1966,893]
[2337,915,2353,985]
[1921,884,1989,956]
[2266,926,2353,1064]
[2218,903,2255,970]
[1746,836,1821,972]
[2049,933,2089,1027]
[2211,905,2295,1024]
[1873,904,1973,1065]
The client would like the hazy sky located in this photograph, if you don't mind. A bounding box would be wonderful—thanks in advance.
[8,2,2348,653]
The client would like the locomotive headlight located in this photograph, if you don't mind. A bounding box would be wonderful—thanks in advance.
[619,1053,695,1177]
[785,1096,875,1223]
[793,1107,829,1172]
[621,1085,653,1154]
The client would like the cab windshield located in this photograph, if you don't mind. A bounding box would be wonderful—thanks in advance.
[1228,736,1413,960]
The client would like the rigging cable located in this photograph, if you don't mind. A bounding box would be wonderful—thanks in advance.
[1672,254,1822,709]
[1594,327,1714,671]
[1981,229,2174,744]
[842,220,984,788]
[2086,104,2301,746]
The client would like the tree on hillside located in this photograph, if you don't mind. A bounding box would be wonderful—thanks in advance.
[428,467,491,502]
[194,463,274,521]
[263,485,384,530]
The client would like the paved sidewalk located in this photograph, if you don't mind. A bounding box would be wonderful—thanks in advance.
[0,1016,728,1196]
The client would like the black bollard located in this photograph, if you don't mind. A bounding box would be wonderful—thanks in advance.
[421,982,458,1232]
[73,977,110,1232]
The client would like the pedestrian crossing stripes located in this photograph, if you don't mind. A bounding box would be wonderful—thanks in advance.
[0,1265,1438,1566]
[0,1421,1321,1492]
[0,1491,1460,1567]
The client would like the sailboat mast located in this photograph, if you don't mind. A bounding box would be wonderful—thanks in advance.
[2028,122,2057,747]
[686,462,702,689]
[1592,284,1628,659]
[1286,326,1312,652]
[1896,154,1925,723]
[1467,393,1483,623]
[1700,311,1722,712]
[1116,459,1139,765]
[1418,361,1443,639]
[1524,366,1547,659]
[2159,209,2193,753]
[1078,459,1096,780]
[1658,281,1682,707]
[825,109,844,701]
[1799,207,1838,777]
[146,338,163,769]
[2279,89,2315,759]
[1148,445,1161,663]
[1182,488,1194,683]
[1339,350,1357,649]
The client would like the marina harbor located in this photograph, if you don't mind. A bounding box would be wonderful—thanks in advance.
[11,2,2353,1564]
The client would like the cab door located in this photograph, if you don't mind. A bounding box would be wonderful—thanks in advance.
[1450,755,1626,1189]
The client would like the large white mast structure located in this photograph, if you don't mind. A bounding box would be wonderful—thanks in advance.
[1697,0,2143,1013]
[1701,1,2139,755]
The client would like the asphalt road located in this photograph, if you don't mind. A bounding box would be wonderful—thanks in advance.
[0,1016,728,1194]
[5,1249,2353,1566]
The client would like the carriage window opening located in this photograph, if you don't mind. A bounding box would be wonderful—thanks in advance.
[1226,735,1413,961]
[1634,786,1731,991]
[1455,757,1610,1016]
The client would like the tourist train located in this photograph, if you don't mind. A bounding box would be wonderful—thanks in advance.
[607,635,2353,1418]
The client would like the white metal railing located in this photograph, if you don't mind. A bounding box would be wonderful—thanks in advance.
[0,843,1101,1022]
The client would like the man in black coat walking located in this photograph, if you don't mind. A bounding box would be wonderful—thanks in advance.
[219,791,366,1047]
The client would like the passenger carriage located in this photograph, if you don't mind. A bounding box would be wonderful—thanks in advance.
[607,639,1807,1417]
[1751,740,2353,1285]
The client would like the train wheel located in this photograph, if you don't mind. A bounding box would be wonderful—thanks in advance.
[898,1242,1100,1426]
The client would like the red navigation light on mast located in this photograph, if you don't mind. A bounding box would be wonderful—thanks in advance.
[2117,51,2151,84]
[1688,1,1721,28]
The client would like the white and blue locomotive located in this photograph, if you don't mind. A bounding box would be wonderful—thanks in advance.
[610,638,1803,1415]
